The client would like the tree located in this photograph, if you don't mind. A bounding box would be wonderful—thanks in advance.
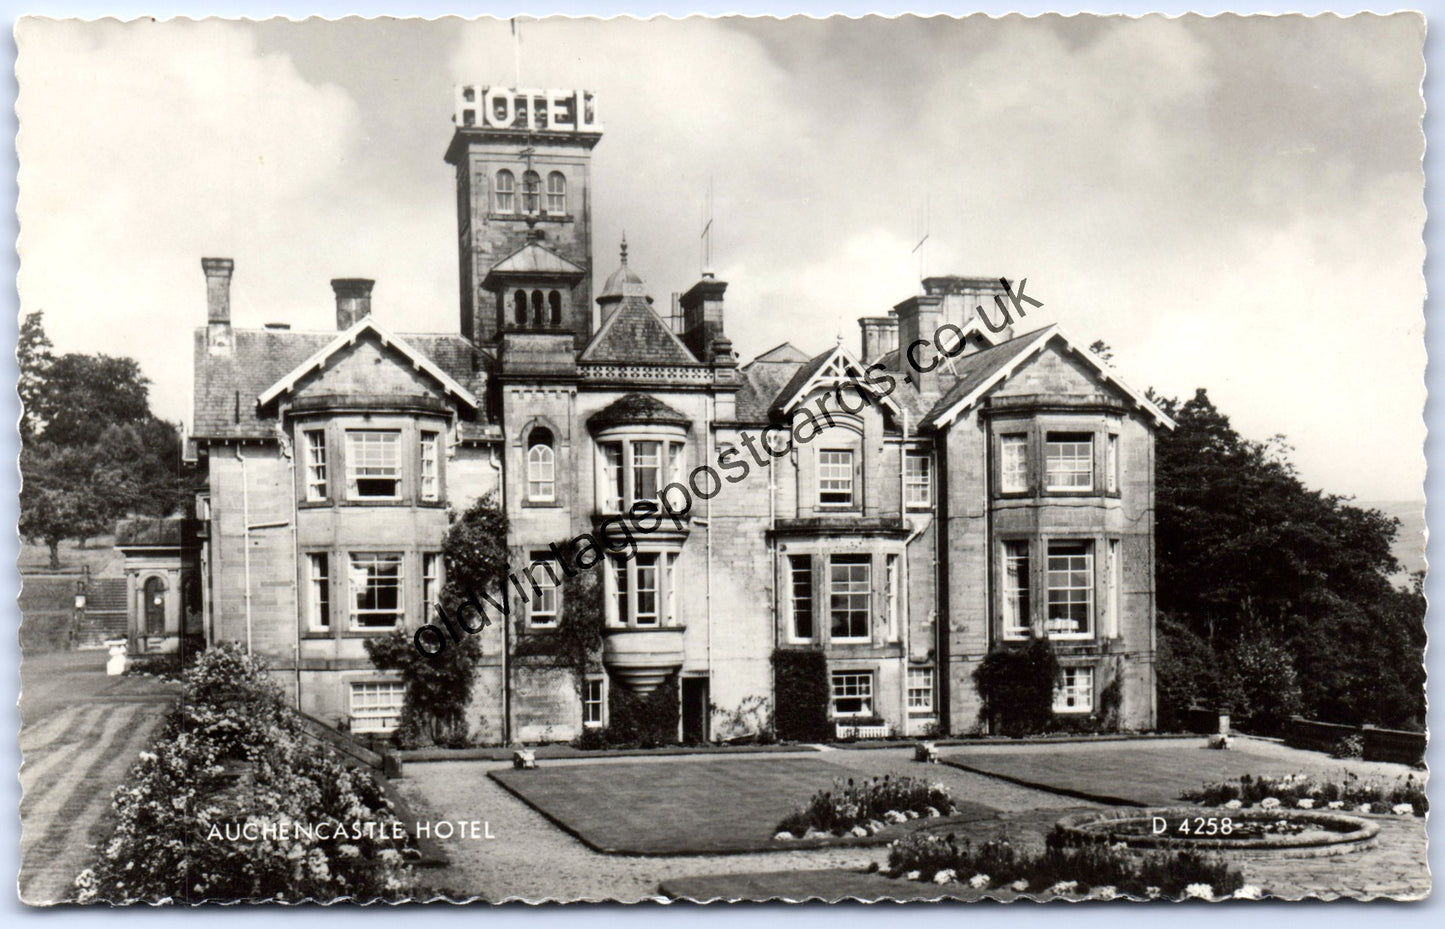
[1088,339,1114,362]
[1152,387,1422,729]
[19,442,126,568]
[36,352,153,448]
[973,636,1060,736]
[17,310,53,440]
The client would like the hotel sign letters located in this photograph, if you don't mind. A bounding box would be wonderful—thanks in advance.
[454,85,601,133]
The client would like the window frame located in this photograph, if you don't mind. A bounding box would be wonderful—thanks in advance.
[350,681,405,734]
[1000,433,1029,494]
[1106,433,1119,494]
[788,554,814,641]
[347,552,405,632]
[344,429,403,501]
[307,552,331,632]
[420,431,441,503]
[1001,540,1031,640]
[422,552,441,628]
[596,437,686,514]
[607,550,679,627]
[525,552,561,628]
[904,450,932,508]
[1053,666,1095,714]
[582,677,606,728]
[527,440,557,502]
[907,667,934,713]
[303,428,328,501]
[830,670,874,718]
[494,169,516,214]
[828,554,872,643]
[545,170,567,215]
[817,448,856,509]
[1046,540,1094,640]
[1044,432,1095,493]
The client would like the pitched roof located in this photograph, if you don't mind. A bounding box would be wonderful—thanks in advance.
[193,324,492,441]
[483,240,586,283]
[771,343,904,418]
[921,325,1175,430]
[257,318,478,410]
[732,355,807,423]
[579,297,699,365]
[745,342,811,365]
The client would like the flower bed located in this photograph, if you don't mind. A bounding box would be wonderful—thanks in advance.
[884,831,1251,900]
[1054,807,1379,855]
[776,774,953,839]
[1180,772,1426,816]
[74,643,415,904]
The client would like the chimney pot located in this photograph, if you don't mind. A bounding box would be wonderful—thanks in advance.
[331,278,375,330]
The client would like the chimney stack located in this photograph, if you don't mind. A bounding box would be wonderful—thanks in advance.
[858,315,899,364]
[203,257,234,354]
[331,278,375,330]
[680,273,728,362]
[894,293,944,394]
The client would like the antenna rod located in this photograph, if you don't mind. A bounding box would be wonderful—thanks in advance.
[512,18,522,88]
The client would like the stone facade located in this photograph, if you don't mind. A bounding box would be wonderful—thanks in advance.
[188,85,1171,745]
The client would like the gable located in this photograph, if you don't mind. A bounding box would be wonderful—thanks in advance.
[289,336,448,404]
[773,344,904,418]
[990,343,1103,399]
[256,319,478,412]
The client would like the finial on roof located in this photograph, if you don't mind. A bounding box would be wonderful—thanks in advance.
[620,233,628,265]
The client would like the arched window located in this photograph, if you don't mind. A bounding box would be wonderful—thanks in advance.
[549,290,563,326]
[531,290,545,326]
[546,171,567,214]
[144,576,167,635]
[522,170,541,215]
[494,170,515,214]
[527,428,556,501]
[513,290,527,325]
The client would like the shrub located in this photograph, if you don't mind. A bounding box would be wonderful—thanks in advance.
[603,674,680,748]
[1179,771,1426,816]
[124,653,187,682]
[1226,639,1303,736]
[1330,734,1366,760]
[75,643,414,903]
[778,774,953,836]
[973,636,1058,736]
[773,649,830,742]
[711,695,776,744]
[886,831,1246,898]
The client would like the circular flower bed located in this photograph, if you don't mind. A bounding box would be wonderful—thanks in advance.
[1054,807,1379,857]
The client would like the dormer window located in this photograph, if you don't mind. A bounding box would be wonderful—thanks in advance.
[345,430,401,499]
[494,170,515,214]
[527,428,556,502]
[546,171,566,214]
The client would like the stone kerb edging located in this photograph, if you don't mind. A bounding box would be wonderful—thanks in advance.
[1054,807,1380,856]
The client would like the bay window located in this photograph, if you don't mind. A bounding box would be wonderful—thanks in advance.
[346,430,401,499]
[420,431,441,502]
[1045,433,1093,491]
[1046,541,1093,637]
[1002,541,1031,639]
[349,552,403,630]
[303,429,328,501]
[596,437,686,513]
[1000,433,1028,493]
[829,554,871,641]
[608,550,680,627]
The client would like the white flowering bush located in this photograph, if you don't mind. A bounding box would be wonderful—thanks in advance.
[1181,772,1426,816]
[777,774,954,837]
[74,643,414,903]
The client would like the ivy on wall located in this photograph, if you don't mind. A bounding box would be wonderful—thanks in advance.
[973,636,1060,736]
[772,649,831,742]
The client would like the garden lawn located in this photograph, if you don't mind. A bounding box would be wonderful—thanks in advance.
[490,756,997,855]
[942,737,1422,808]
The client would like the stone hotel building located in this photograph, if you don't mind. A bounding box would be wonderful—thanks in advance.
[184,86,1173,744]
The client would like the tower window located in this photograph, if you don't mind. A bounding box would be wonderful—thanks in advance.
[514,290,527,325]
[494,169,515,214]
[531,290,545,326]
[546,171,567,214]
[549,290,562,326]
[527,427,556,502]
[522,170,541,215]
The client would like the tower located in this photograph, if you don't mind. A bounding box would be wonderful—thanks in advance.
[446,86,602,346]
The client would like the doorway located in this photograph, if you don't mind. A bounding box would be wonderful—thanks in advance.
[681,677,709,744]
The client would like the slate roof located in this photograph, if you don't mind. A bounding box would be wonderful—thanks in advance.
[917,330,1052,428]
[733,348,812,423]
[115,517,185,548]
[193,326,492,441]
[588,393,692,431]
[579,297,700,365]
[747,342,811,364]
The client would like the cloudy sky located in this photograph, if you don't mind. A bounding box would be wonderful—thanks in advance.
[16,14,1425,501]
